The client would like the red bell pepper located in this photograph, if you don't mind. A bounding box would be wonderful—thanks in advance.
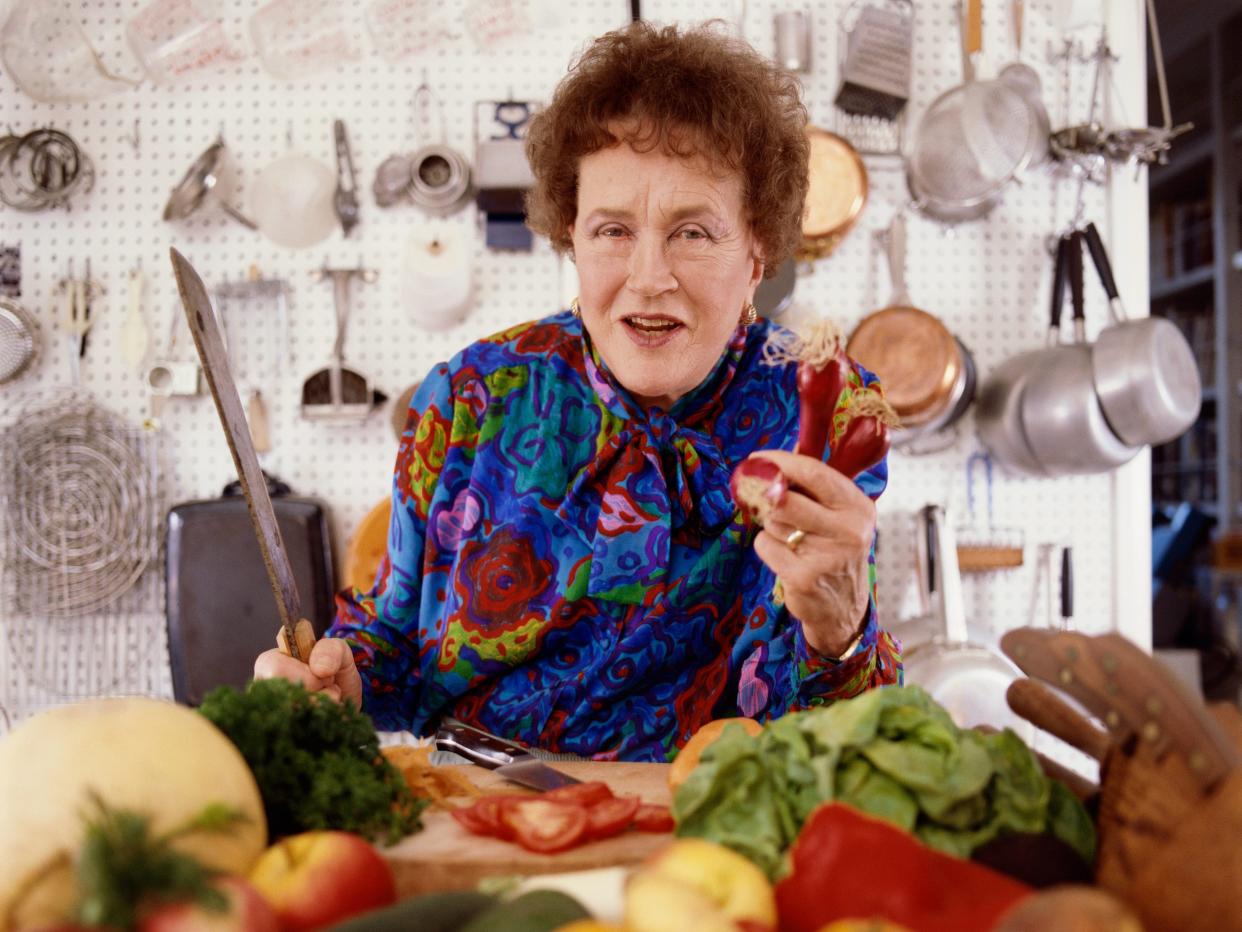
[775,804,1032,932]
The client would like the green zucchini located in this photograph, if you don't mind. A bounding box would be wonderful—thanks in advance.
[326,889,497,931]
[459,889,592,932]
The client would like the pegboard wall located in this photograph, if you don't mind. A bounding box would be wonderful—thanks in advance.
[0,0,1152,742]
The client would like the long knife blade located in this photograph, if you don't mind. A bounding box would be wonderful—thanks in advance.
[170,248,307,661]
[434,720,581,791]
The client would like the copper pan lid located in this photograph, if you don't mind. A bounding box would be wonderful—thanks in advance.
[847,305,961,426]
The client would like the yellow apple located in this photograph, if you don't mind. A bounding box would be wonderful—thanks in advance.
[625,839,776,932]
[248,831,395,931]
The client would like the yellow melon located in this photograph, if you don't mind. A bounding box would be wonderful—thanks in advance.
[0,697,267,930]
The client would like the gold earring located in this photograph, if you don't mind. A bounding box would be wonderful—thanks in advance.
[569,297,581,318]
[740,302,758,326]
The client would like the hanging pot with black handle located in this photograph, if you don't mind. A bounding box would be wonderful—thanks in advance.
[1083,222,1202,447]
[1018,232,1141,476]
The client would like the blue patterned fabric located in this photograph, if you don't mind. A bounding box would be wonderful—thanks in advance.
[329,311,901,762]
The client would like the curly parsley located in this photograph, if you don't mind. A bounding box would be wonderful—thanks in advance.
[198,678,426,844]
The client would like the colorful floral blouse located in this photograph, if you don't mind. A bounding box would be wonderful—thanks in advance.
[329,311,902,762]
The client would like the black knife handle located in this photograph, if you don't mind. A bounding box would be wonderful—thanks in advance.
[434,719,529,769]
[1060,546,1073,622]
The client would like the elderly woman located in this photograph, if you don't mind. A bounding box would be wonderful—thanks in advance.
[256,22,901,761]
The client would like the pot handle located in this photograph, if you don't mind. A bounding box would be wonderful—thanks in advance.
[1083,222,1129,322]
[1067,230,1086,344]
[1047,234,1069,346]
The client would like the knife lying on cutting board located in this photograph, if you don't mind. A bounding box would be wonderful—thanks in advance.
[435,719,582,791]
[170,248,317,663]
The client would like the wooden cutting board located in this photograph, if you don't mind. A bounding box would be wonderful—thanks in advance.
[383,761,672,897]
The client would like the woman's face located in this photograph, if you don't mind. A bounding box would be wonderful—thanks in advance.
[570,140,764,411]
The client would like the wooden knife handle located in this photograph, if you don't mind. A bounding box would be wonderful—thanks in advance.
[277,619,317,663]
[1001,627,1240,794]
[1006,678,1111,762]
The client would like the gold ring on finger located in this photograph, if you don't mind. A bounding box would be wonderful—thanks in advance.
[784,528,807,552]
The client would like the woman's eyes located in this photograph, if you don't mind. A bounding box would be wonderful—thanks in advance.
[595,226,710,241]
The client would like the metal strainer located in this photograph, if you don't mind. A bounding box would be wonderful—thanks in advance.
[0,297,38,384]
[906,0,1042,223]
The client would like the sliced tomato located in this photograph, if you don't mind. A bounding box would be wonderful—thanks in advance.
[450,804,496,837]
[544,781,614,806]
[501,798,589,854]
[631,803,674,833]
[586,795,641,840]
[467,794,527,839]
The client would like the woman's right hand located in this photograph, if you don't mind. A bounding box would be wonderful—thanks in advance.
[253,636,363,709]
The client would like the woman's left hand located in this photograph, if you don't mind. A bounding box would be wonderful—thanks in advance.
[749,449,876,658]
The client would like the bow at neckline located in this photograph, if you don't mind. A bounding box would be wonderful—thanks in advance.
[555,325,746,604]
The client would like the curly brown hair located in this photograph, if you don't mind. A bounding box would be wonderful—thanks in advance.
[524,21,809,274]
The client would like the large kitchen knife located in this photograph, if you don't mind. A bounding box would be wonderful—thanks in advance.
[435,720,581,791]
[170,248,316,663]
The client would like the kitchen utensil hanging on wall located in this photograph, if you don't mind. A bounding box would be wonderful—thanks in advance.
[333,119,360,237]
[403,226,472,330]
[301,263,382,422]
[773,10,810,72]
[955,451,1024,572]
[996,0,1051,159]
[1,0,138,104]
[118,265,150,376]
[216,269,293,454]
[127,0,243,85]
[834,0,913,120]
[0,245,39,386]
[1,396,160,618]
[374,80,473,216]
[847,213,975,448]
[978,232,1140,477]
[164,137,256,230]
[0,127,95,212]
[1082,222,1201,447]
[247,130,338,249]
[798,127,868,261]
[250,0,360,81]
[475,99,537,251]
[905,0,1043,223]
[753,258,797,319]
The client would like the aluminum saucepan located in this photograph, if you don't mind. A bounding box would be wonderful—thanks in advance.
[976,235,1073,477]
[1019,232,1140,476]
[1082,223,1201,447]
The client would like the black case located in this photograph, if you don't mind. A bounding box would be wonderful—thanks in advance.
[165,495,336,705]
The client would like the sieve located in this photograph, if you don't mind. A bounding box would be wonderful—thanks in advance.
[0,297,38,384]
[906,0,1041,223]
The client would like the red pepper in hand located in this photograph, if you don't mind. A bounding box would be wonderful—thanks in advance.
[828,390,897,479]
[776,804,1032,932]
[730,317,897,524]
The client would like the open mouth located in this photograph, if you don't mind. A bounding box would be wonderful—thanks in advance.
[624,316,683,335]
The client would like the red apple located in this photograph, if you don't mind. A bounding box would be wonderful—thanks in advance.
[139,876,279,932]
[247,831,396,931]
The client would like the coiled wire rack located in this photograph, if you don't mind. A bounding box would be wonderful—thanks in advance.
[0,393,163,703]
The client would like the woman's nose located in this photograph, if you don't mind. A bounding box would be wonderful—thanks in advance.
[626,235,677,297]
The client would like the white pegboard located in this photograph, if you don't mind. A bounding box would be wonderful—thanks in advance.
[0,0,1150,737]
